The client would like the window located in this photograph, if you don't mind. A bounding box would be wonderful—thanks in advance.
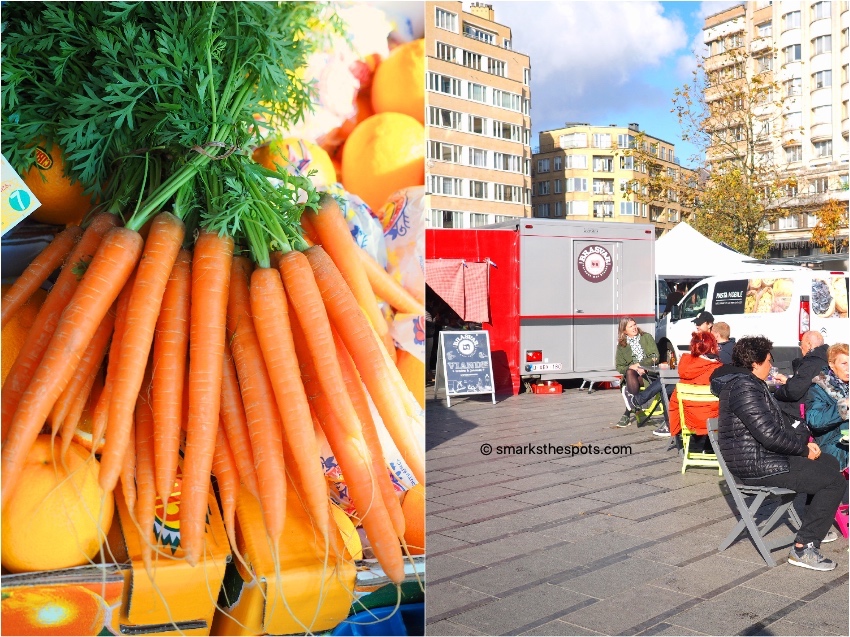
[681,284,707,319]
[463,24,495,44]
[428,209,462,228]
[620,202,635,216]
[560,133,587,149]
[564,177,588,192]
[503,39,512,50]
[592,201,614,218]
[523,128,531,145]
[428,107,462,130]
[468,115,486,134]
[727,33,743,49]
[553,156,562,171]
[812,177,829,193]
[553,179,562,194]
[714,38,726,55]
[492,89,521,111]
[470,180,488,199]
[617,134,635,149]
[758,150,774,164]
[493,153,521,172]
[786,145,802,162]
[812,105,832,125]
[783,44,801,63]
[564,201,589,216]
[435,7,458,32]
[812,35,831,55]
[435,42,455,62]
[757,21,772,37]
[592,179,614,195]
[593,156,613,172]
[469,213,489,228]
[536,158,550,173]
[811,1,831,19]
[813,140,832,157]
[778,215,801,229]
[755,54,773,72]
[620,156,634,170]
[428,72,461,96]
[552,202,563,217]
[592,133,612,148]
[844,28,849,48]
[468,82,486,102]
[785,182,799,197]
[784,111,802,131]
[462,50,482,70]
[785,77,802,96]
[564,154,587,169]
[492,120,520,141]
[469,147,487,167]
[782,11,800,30]
[427,175,462,196]
[537,181,550,196]
[537,203,550,217]
[488,58,506,76]
[840,174,849,190]
[427,141,462,163]
[523,68,530,85]
[812,70,832,89]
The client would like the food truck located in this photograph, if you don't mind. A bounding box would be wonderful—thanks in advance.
[426,219,656,395]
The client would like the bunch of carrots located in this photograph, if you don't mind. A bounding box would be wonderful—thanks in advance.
[0,179,425,586]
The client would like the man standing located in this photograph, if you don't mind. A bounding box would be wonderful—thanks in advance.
[774,331,829,429]
[692,311,714,333]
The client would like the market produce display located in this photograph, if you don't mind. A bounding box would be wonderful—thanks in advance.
[1,1,425,632]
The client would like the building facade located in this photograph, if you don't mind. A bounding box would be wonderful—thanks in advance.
[424,1,532,228]
[702,2,849,256]
[531,123,695,237]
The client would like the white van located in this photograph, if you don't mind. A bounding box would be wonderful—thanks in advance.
[659,268,849,371]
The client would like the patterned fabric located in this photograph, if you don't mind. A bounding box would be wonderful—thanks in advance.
[627,335,645,363]
[813,370,849,421]
[425,259,490,324]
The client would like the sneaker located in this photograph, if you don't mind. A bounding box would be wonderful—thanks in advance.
[621,386,636,411]
[787,543,837,571]
[615,412,632,428]
[652,422,671,437]
[822,530,839,544]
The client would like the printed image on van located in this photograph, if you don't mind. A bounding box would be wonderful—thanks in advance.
[812,276,849,319]
[711,278,794,315]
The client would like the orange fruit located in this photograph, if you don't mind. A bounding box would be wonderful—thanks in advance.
[1,284,47,385]
[371,39,425,123]
[1,585,107,636]
[401,483,425,555]
[253,137,337,188]
[23,145,93,226]
[341,112,424,211]
[1,435,114,573]
[396,348,425,409]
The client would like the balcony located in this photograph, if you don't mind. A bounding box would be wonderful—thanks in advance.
[810,123,833,140]
[463,25,496,45]
[843,117,849,137]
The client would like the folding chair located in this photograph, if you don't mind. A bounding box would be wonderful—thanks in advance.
[635,394,663,426]
[676,383,721,475]
[835,467,849,538]
[707,418,802,567]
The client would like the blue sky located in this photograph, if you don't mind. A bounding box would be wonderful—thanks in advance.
[481,1,741,168]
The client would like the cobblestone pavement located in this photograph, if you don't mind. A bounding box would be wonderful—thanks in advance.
[424,386,849,636]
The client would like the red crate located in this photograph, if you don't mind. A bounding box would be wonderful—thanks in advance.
[531,380,562,394]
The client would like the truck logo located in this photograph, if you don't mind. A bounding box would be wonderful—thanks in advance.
[577,244,613,283]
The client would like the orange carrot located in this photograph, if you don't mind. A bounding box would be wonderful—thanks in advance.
[60,366,104,459]
[211,426,242,568]
[120,419,137,517]
[304,196,388,336]
[304,246,424,484]
[358,246,424,314]
[1,213,117,443]
[101,212,184,495]
[1,225,82,327]
[298,214,320,245]
[290,310,405,584]
[151,248,192,507]
[135,365,157,571]
[2,226,143,509]
[180,230,233,566]
[220,342,260,500]
[250,266,329,539]
[226,257,286,549]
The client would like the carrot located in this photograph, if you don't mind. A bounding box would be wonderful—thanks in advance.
[180,230,233,566]
[53,303,116,456]
[120,419,138,518]
[331,326,405,539]
[1,213,118,443]
[298,214,320,245]
[249,266,329,539]
[60,367,104,459]
[2,226,143,509]
[289,309,405,584]
[135,365,157,571]
[220,341,260,500]
[101,212,185,495]
[304,246,424,485]
[151,247,192,508]
[226,257,286,550]
[358,246,424,314]
[1,225,82,327]
[211,425,251,575]
[303,196,388,336]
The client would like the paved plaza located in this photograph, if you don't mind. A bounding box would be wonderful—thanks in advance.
[424,385,849,636]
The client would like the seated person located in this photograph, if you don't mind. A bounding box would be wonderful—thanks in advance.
[710,336,845,571]
[615,317,665,429]
[711,322,735,365]
[667,331,722,451]
[806,343,849,471]
[774,330,828,430]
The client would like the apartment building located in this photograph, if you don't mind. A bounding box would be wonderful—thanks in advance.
[424,1,532,228]
[531,123,695,237]
[702,2,849,256]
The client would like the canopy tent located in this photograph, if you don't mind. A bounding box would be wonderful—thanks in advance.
[425,259,490,324]
[655,223,777,279]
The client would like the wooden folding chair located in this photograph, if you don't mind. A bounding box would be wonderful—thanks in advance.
[707,418,802,567]
[676,383,721,475]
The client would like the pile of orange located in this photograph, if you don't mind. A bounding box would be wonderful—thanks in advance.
[1,284,47,384]
[22,145,93,226]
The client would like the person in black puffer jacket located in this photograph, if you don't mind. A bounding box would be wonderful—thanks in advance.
[709,336,846,572]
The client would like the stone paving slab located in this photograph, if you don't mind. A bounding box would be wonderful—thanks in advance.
[425,388,850,636]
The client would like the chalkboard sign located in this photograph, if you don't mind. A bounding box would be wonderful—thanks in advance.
[434,330,495,406]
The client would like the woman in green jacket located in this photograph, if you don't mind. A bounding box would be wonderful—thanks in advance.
[615,317,665,430]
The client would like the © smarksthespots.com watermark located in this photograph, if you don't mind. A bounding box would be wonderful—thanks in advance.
[479,442,632,457]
